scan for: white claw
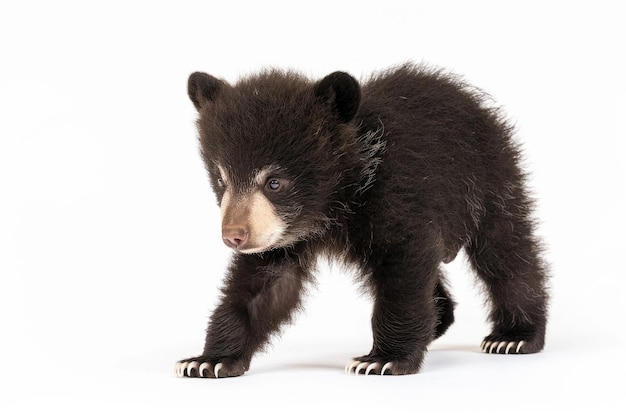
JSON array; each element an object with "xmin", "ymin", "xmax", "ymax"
[
  {"xmin": 176, "ymin": 362, "xmax": 188, "ymax": 377},
  {"xmin": 482, "ymin": 341, "xmax": 491, "ymax": 352},
  {"xmin": 365, "ymin": 363, "xmax": 380, "ymax": 375},
  {"xmin": 489, "ymin": 342, "xmax": 499, "ymax": 353},
  {"xmin": 505, "ymin": 341, "xmax": 516, "ymax": 354},
  {"xmin": 187, "ymin": 361, "xmax": 199, "ymax": 376},
  {"xmin": 480, "ymin": 340, "xmax": 486, "ymax": 350},
  {"xmin": 345, "ymin": 360, "xmax": 360, "ymax": 375},
  {"xmin": 214, "ymin": 362, "xmax": 223, "ymax": 378},
  {"xmin": 198, "ymin": 362, "xmax": 210, "ymax": 377},
  {"xmin": 516, "ymin": 341, "xmax": 525, "ymax": 354},
  {"xmin": 380, "ymin": 362, "xmax": 393, "ymax": 375},
  {"xmin": 496, "ymin": 341, "xmax": 507, "ymax": 353},
  {"xmin": 355, "ymin": 362, "xmax": 369, "ymax": 375}
]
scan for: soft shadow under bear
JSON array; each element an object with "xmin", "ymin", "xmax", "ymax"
[{"xmin": 175, "ymin": 63, "xmax": 549, "ymax": 377}]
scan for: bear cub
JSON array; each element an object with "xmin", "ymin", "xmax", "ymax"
[{"xmin": 175, "ymin": 63, "xmax": 549, "ymax": 377}]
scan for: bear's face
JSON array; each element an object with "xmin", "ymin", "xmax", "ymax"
[
  {"xmin": 213, "ymin": 163, "xmax": 293, "ymax": 253},
  {"xmin": 188, "ymin": 70, "xmax": 361, "ymax": 253}
]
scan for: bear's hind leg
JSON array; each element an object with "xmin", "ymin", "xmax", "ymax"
[{"xmin": 466, "ymin": 197, "xmax": 549, "ymax": 355}]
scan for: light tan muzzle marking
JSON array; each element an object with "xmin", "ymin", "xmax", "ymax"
[{"xmin": 220, "ymin": 188, "xmax": 286, "ymax": 253}]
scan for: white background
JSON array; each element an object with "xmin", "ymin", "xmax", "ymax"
[{"xmin": 1, "ymin": 0, "xmax": 624, "ymax": 415}]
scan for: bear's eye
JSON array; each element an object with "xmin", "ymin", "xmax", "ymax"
[
  {"xmin": 217, "ymin": 177, "xmax": 225, "ymax": 188},
  {"xmin": 267, "ymin": 178, "xmax": 281, "ymax": 191}
]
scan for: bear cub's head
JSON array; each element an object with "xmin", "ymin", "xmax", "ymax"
[{"xmin": 188, "ymin": 69, "xmax": 365, "ymax": 254}]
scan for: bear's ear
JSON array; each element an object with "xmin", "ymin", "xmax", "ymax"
[
  {"xmin": 314, "ymin": 71, "xmax": 361, "ymax": 123},
  {"xmin": 188, "ymin": 72, "xmax": 226, "ymax": 111}
]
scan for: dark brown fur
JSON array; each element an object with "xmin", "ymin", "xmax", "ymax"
[{"xmin": 176, "ymin": 63, "xmax": 549, "ymax": 377}]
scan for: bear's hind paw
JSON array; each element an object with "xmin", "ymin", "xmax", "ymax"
[{"xmin": 345, "ymin": 360, "xmax": 393, "ymax": 375}]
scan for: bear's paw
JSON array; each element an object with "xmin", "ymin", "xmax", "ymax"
[
  {"xmin": 481, "ymin": 339, "xmax": 526, "ymax": 354},
  {"xmin": 345, "ymin": 360, "xmax": 394, "ymax": 376},
  {"xmin": 174, "ymin": 357, "xmax": 246, "ymax": 378}
]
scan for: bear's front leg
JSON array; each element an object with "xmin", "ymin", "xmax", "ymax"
[
  {"xmin": 175, "ymin": 251, "xmax": 307, "ymax": 378},
  {"xmin": 346, "ymin": 255, "xmax": 440, "ymax": 376}
]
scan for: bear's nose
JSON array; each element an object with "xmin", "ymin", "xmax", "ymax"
[{"xmin": 222, "ymin": 226, "xmax": 249, "ymax": 249}]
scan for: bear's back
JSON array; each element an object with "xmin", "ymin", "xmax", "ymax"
[{"xmin": 352, "ymin": 64, "xmax": 518, "ymax": 252}]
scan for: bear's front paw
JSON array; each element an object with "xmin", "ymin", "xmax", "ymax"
[
  {"xmin": 481, "ymin": 330, "xmax": 544, "ymax": 354},
  {"xmin": 174, "ymin": 356, "xmax": 247, "ymax": 378},
  {"xmin": 481, "ymin": 339, "xmax": 526, "ymax": 354},
  {"xmin": 345, "ymin": 359, "xmax": 393, "ymax": 375},
  {"xmin": 345, "ymin": 355, "xmax": 421, "ymax": 376}
]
